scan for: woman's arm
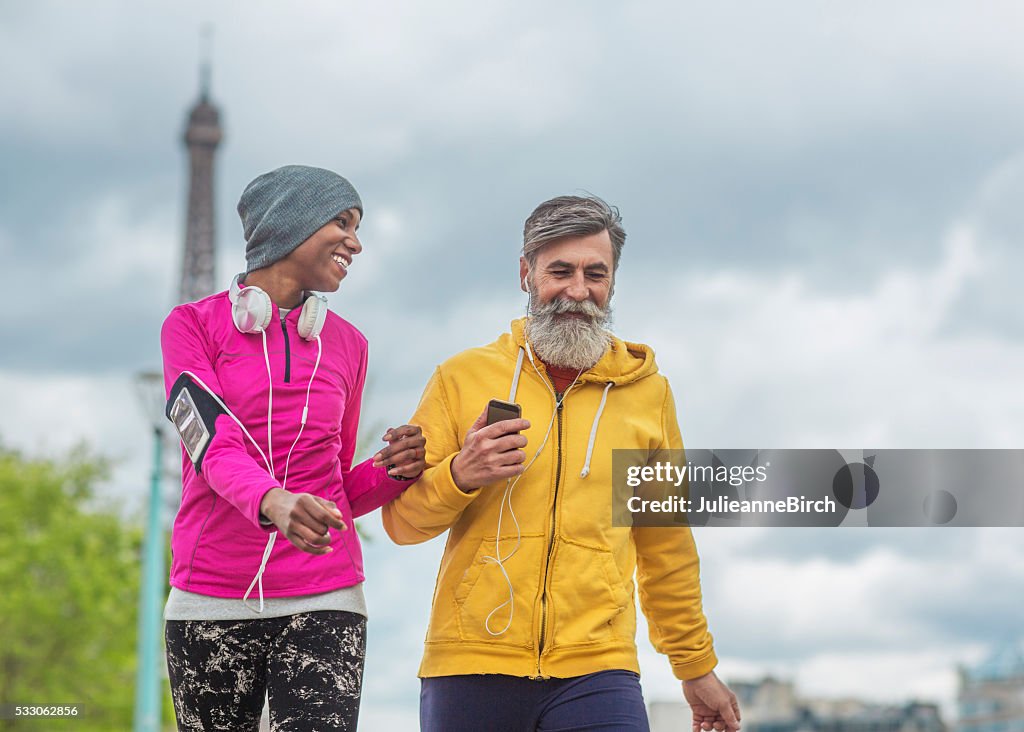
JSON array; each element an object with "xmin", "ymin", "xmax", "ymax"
[{"xmin": 160, "ymin": 305, "xmax": 281, "ymax": 530}]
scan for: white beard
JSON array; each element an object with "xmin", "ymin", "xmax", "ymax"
[{"xmin": 525, "ymin": 289, "xmax": 612, "ymax": 371}]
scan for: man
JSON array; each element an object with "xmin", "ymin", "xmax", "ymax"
[{"xmin": 381, "ymin": 195, "xmax": 740, "ymax": 732}]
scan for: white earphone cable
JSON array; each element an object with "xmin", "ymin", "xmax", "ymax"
[
  {"xmin": 261, "ymin": 329, "xmax": 275, "ymax": 476},
  {"xmin": 181, "ymin": 321, "xmax": 327, "ymax": 614},
  {"xmin": 483, "ymin": 405, "xmax": 558, "ymax": 635},
  {"xmin": 281, "ymin": 334, "xmax": 323, "ymax": 489},
  {"xmin": 224, "ymin": 283, "xmax": 344, "ymax": 613},
  {"xmin": 483, "ymin": 341, "xmax": 584, "ymax": 636},
  {"xmin": 243, "ymin": 533, "xmax": 277, "ymax": 614}
]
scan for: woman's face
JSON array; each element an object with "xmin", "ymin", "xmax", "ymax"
[{"xmin": 281, "ymin": 207, "xmax": 362, "ymax": 293}]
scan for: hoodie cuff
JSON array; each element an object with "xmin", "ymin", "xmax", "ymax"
[
  {"xmin": 436, "ymin": 453, "xmax": 482, "ymax": 508},
  {"xmin": 671, "ymin": 649, "xmax": 719, "ymax": 681}
]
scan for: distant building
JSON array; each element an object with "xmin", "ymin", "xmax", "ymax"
[
  {"xmin": 957, "ymin": 641, "xmax": 1024, "ymax": 732},
  {"xmin": 650, "ymin": 677, "xmax": 946, "ymax": 732}
]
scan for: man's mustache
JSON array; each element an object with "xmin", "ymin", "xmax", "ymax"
[{"xmin": 536, "ymin": 297, "xmax": 605, "ymax": 319}]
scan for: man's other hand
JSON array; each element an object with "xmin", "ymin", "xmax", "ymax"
[
  {"xmin": 682, "ymin": 671, "xmax": 741, "ymax": 732},
  {"xmin": 450, "ymin": 407, "xmax": 531, "ymax": 492}
]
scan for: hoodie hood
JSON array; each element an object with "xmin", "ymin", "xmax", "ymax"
[{"xmin": 503, "ymin": 317, "xmax": 659, "ymax": 386}]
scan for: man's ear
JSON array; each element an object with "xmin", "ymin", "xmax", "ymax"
[{"xmin": 519, "ymin": 256, "xmax": 529, "ymax": 292}]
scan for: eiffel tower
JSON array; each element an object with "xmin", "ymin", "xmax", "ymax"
[
  {"xmin": 179, "ymin": 46, "xmax": 223, "ymax": 304},
  {"xmin": 133, "ymin": 40, "xmax": 228, "ymax": 732}
]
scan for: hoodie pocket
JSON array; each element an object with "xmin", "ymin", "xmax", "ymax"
[
  {"xmin": 547, "ymin": 539, "xmax": 632, "ymax": 649},
  {"xmin": 453, "ymin": 533, "xmax": 545, "ymax": 647}
]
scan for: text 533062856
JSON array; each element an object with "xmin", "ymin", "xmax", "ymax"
[{"xmin": 0, "ymin": 704, "xmax": 82, "ymax": 719}]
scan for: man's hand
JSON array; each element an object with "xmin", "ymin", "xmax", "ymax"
[
  {"xmin": 259, "ymin": 488, "xmax": 347, "ymax": 555},
  {"xmin": 450, "ymin": 407, "xmax": 531, "ymax": 492},
  {"xmin": 682, "ymin": 671, "xmax": 741, "ymax": 732},
  {"xmin": 372, "ymin": 424, "xmax": 427, "ymax": 479}
]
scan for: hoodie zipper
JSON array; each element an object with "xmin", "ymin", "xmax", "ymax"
[
  {"xmin": 279, "ymin": 317, "xmax": 291, "ymax": 383},
  {"xmin": 536, "ymin": 395, "xmax": 564, "ymax": 677}
]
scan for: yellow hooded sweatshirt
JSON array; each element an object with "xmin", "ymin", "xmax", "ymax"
[{"xmin": 383, "ymin": 318, "xmax": 718, "ymax": 681}]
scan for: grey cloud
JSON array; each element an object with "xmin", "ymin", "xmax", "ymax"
[
  {"xmin": 3, "ymin": 1, "xmax": 1023, "ymax": 381},
  {"xmin": 697, "ymin": 527, "xmax": 1024, "ymax": 662}
]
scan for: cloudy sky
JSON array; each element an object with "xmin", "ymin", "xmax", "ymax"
[{"xmin": 2, "ymin": 1, "xmax": 1023, "ymax": 728}]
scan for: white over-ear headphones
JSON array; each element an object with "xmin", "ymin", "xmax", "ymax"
[{"xmin": 229, "ymin": 273, "xmax": 327, "ymax": 341}]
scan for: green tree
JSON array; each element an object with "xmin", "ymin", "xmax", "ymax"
[{"xmin": 0, "ymin": 445, "xmax": 144, "ymax": 731}]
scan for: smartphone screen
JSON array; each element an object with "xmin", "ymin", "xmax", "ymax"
[{"xmin": 485, "ymin": 399, "xmax": 522, "ymax": 427}]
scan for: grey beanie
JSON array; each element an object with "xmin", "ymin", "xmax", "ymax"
[{"xmin": 238, "ymin": 165, "xmax": 363, "ymax": 273}]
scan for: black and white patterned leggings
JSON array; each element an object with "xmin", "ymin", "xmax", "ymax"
[{"xmin": 165, "ymin": 611, "xmax": 366, "ymax": 732}]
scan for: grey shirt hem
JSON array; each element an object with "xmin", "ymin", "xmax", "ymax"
[{"xmin": 164, "ymin": 583, "xmax": 367, "ymax": 621}]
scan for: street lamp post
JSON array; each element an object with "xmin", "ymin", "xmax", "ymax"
[{"xmin": 133, "ymin": 372, "xmax": 167, "ymax": 732}]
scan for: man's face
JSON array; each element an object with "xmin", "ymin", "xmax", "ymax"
[
  {"xmin": 519, "ymin": 230, "xmax": 614, "ymax": 310},
  {"xmin": 520, "ymin": 230, "xmax": 615, "ymax": 370}
]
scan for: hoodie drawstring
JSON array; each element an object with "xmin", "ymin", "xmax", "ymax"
[
  {"xmin": 509, "ymin": 347, "xmax": 525, "ymax": 401},
  {"xmin": 580, "ymin": 381, "xmax": 613, "ymax": 478}
]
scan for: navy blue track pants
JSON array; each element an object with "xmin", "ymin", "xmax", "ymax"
[{"xmin": 421, "ymin": 669, "xmax": 650, "ymax": 731}]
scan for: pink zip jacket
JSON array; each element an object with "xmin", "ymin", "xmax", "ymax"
[{"xmin": 160, "ymin": 289, "xmax": 414, "ymax": 598}]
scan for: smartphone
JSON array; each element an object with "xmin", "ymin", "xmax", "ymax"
[{"xmin": 485, "ymin": 399, "xmax": 522, "ymax": 427}]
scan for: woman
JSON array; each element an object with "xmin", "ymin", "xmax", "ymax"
[{"xmin": 160, "ymin": 165, "xmax": 425, "ymax": 731}]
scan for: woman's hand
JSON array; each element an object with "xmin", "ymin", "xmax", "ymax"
[
  {"xmin": 259, "ymin": 488, "xmax": 346, "ymax": 555},
  {"xmin": 372, "ymin": 424, "xmax": 426, "ymax": 480}
]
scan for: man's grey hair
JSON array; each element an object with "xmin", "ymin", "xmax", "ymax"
[{"xmin": 522, "ymin": 195, "xmax": 626, "ymax": 270}]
